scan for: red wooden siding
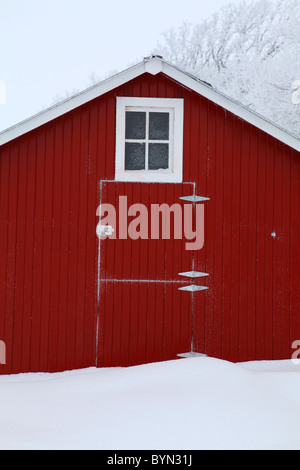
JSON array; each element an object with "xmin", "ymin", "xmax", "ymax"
[{"xmin": 0, "ymin": 72, "xmax": 299, "ymax": 374}]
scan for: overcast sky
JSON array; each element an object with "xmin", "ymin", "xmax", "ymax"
[{"xmin": 0, "ymin": 0, "xmax": 240, "ymax": 132}]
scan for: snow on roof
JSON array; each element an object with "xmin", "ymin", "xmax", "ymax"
[{"xmin": 0, "ymin": 56, "xmax": 299, "ymax": 152}]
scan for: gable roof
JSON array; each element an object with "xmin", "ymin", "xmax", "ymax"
[{"xmin": 0, "ymin": 55, "xmax": 299, "ymax": 152}]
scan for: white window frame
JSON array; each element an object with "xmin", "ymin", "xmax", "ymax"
[{"xmin": 115, "ymin": 97, "xmax": 184, "ymax": 183}]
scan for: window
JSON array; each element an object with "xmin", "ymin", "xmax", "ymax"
[{"xmin": 115, "ymin": 97, "xmax": 184, "ymax": 183}]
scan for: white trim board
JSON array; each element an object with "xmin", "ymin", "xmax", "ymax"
[{"xmin": 0, "ymin": 56, "xmax": 299, "ymax": 152}]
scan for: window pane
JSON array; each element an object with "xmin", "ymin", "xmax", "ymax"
[
  {"xmin": 125, "ymin": 143, "xmax": 146, "ymax": 170},
  {"xmin": 149, "ymin": 112, "xmax": 169, "ymax": 140},
  {"xmin": 148, "ymin": 143, "xmax": 169, "ymax": 170},
  {"xmin": 126, "ymin": 112, "xmax": 146, "ymax": 140}
]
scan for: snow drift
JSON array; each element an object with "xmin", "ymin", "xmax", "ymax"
[{"xmin": 0, "ymin": 357, "xmax": 299, "ymax": 450}]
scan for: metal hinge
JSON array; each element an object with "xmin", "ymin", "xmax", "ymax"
[
  {"xmin": 178, "ymin": 285, "xmax": 209, "ymax": 292},
  {"xmin": 178, "ymin": 271, "xmax": 209, "ymax": 278},
  {"xmin": 180, "ymin": 195, "xmax": 210, "ymax": 202},
  {"xmin": 177, "ymin": 352, "xmax": 208, "ymax": 358}
]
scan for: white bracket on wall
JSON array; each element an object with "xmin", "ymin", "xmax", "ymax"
[
  {"xmin": 178, "ymin": 285, "xmax": 209, "ymax": 292},
  {"xmin": 180, "ymin": 195, "xmax": 210, "ymax": 202},
  {"xmin": 177, "ymin": 352, "xmax": 208, "ymax": 358},
  {"xmin": 178, "ymin": 271, "xmax": 209, "ymax": 278}
]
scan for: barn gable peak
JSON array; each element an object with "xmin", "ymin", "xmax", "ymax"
[{"xmin": 0, "ymin": 55, "xmax": 299, "ymax": 152}]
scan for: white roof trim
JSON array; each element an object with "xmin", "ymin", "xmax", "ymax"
[{"xmin": 0, "ymin": 56, "xmax": 299, "ymax": 152}]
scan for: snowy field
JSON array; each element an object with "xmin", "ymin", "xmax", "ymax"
[{"xmin": 0, "ymin": 357, "xmax": 299, "ymax": 450}]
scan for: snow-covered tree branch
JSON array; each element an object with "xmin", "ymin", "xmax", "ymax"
[{"xmin": 153, "ymin": 0, "xmax": 300, "ymax": 137}]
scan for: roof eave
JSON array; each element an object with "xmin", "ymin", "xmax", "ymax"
[
  {"xmin": 0, "ymin": 56, "xmax": 299, "ymax": 152},
  {"xmin": 161, "ymin": 60, "xmax": 300, "ymax": 152},
  {"xmin": 0, "ymin": 59, "xmax": 147, "ymax": 146}
]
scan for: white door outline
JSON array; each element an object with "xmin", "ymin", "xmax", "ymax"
[{"xmin": 95, "ymin": 180, "xmax": 209, "ymax": 365}]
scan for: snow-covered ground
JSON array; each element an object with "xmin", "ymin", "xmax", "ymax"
[{"xmin": 0, "ymin": 357, "xmax": 299, "ymax": 450}]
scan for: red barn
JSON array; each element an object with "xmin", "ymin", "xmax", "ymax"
[{"xmin": 0, "ymin": 56, "xmax": 299, "ymax": 374}]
